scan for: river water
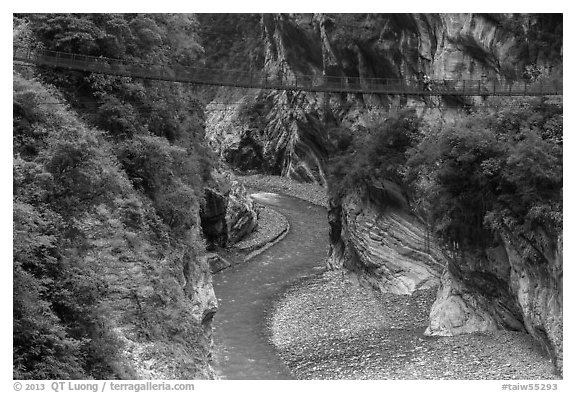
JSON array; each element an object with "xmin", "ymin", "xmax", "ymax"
[{"xmin": 211, "ymin": 192, "xmax": 328, "ymax": 379}]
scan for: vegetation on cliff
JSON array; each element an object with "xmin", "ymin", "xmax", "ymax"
[
  {"xmin": 326, "ymin": 110, "xmax": 420, "ymax": 208},
  {"xmin": 13, "ymin": 14, "xmax": 217, "ymax": 379},
  {"xmin": 406, "ymin": 99, "xmax": 562, "ymax": 254},
  {"xmin": 326, "ymin": 97, "xmax": 562, "ymax": 256},
  {"xmin": 196, "ymin": 13, "xmax": 264, "ymax": 72}
]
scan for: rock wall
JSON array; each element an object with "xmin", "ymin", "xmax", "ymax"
[
  {"xmin": 205, "ymin": 13, "xmax": 561, "ymax": 184},
  {"xmin": 328, "ymin": 175, "xmax": 563, "ymax": 374},
  {"xmin": 327, "ymin": 184, "xmax": 446, "ymax": 295},
  {"xmin": 507, "ymin": 232, "xmax": 563, "ymax": 373},
  {"xmin": 426, "ymin": 231, "xmax": 563, "ymax": 374},
  {"xmin": 425, "ymin": 246, "xmax": 526, "ymax": 336},
  {"xmin": 111, "ymin": 224, "xmax": 219, "ymax": 379}
]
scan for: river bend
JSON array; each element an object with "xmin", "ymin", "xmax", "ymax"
[{"xmin": 211, "ymin": 192, "xmax": 328, "ymax": 379}]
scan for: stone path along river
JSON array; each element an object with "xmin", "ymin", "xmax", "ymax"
[{"xmin": 211, "ymin": 192, "xmax": 329, "ymax": 380}]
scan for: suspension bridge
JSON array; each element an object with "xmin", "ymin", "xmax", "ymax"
[{"xmin": 13, "ymin": 46, "xmax": 562, "ymax": 97}]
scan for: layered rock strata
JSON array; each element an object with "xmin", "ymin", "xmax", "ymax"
[
  {"xmin": 329, "ymin": 185, "xmax": 563, "ymax": 374},
  {"xmin": 327, "ymin": 185, "xmax": 446, "ymax": 295},
  {"xmin": 426, "ymin": 232, "xmax": 563, "ymax": 374}
]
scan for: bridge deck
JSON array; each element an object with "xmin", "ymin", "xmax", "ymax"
[{"xmin": 13, "ymin": 47, "xmax": 563, "ymax": 97}]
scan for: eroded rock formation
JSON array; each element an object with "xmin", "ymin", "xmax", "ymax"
[
  {"xmin": 327, "ymin": 183, "xmax": 446, "ymax": 295},
  {"xmin": 426, "ymin": 232, "xmax": 563, "ymax": 373},
  {"xmin": 329, "ymin": 185, "xmax": 563, "ymax": 374},
  {"xmin": 226, "ymin": 180, "xmax": 259, "ymax": 245},
  {"xmin": 200, "ymin": 179, "xmax": 259, "ymax": 249}
]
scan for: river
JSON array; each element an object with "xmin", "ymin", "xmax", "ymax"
[{"xmin": 211, "ymin": 192, "xmax": 329, "ymax": 379}]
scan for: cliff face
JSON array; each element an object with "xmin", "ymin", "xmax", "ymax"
[
  {"xmin": 426, "ymin": 231, "xmax": 563, "ymax": 373},
  {"xmin": 328, "ymin": 184, "xmax": 563, "ymax": 373},
  {"xmin": 13, "ymin": 73, "xmax": 218, "ymax": 379},
  {"xmin": 112, "ymin": 225, "xmax": 219, "ymax": 379},
  {"xmin": 507, "ymin": 232, "xmax": 563, "ymax": 372},
  {"xmin": 327, "ymin": 185, "xmax": 445, "ymax": 295},
  {"xmin": 204, "ymin": 14, "xmax": 561, "ymax": 185},
  {"xmin": 205, "ymin": 14, "xmax": 329, "ymax": 184}
]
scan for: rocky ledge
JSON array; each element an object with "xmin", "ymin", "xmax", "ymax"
[{"xmin": 268, "ymin": 271, "xmax": 558, "ymax": 380}]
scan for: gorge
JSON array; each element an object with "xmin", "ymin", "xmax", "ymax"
[{"xmin": 13, "ymin": 13, "xmax": 562, "ymax": 380}]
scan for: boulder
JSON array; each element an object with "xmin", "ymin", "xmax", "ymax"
[
  {"xmin": 225, "ymin": 180, "xmax": 258, "ymax": 245},
  {"xmin": 200, "ymin": 180, "xmax": 259, "ymax": 250}
]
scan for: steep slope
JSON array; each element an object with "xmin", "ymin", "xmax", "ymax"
[
  {"xmin": 426, "ymin": 232, "xmax": 563, "ymax": 371},
  {"xmin": 13, "ymin": 68, "xmax": 216, "ymax": 379}
]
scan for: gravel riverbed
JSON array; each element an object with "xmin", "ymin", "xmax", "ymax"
[
  {"xmin": 234, "ymin": 175, "xmax": 558, "ymax": 380},
  {"xmin": 235, "ymin": 173, "xmax": 327, "ymax": 207},
  {"xmin": 268, "ymin": 271, "xmax": 558, "ymax": 380}
]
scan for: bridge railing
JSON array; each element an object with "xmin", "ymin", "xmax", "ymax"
[{"xmin": 13, "ymin": 46, "xmax": 562, "ymax": 96}]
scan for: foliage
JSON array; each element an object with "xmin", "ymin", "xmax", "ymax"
[
  {"xmin": 20, "ymin": 13, "xmax": 203, "ymax": 63},
  {"xmin": 17, "ymin": 13, "xmax": 215, "ymax": 228},
  {"xmin": 406, "ymin": 99, "xmax": 562, "ymax": 252},
  {"xmin": 13, "ymin": 12, "xmax": 216, "ymax": 379},
  {"xmin": 326, "ymin": 110, "xmax": 420, "ymax": 207},
  {"xmin": 196, "ymin": 13, "xmax": 264, "ymax": 72},
  {"xmin": 15, "ymin": 13, "xmax": 208, "ymax": 146},
  {"xmin": 115, "ymin": 135, "xmax": 203, "ymax": 234},
  {"xmin": 327, "ymin": 98, "xmax": 562, "ymax": 259},
  {"xmin": 13, "ymin": 75, "xmax": 133, "ymax": 379}
]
